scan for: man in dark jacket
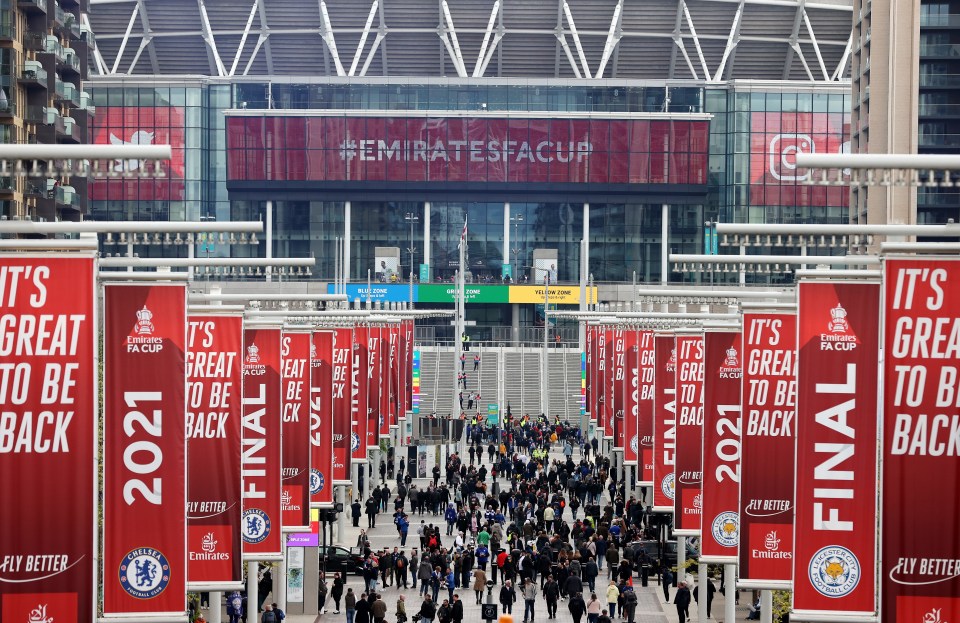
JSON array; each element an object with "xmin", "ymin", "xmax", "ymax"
[
  {"xmin": 674, "ymin": 582, "xmax": 691, "ymax": 622},
  {"xmin": 543, "ymin": 575, "xmax": 560, "ymax": 619},
  {"xmin": 692, "ymin": 578, "xmax": 716, "ymax": 618},
  {"xmin": 366, "ymin": 496, "xmax": 380, "ymax": 528},
  {"xmin": 352, "ymin": 500, "xmax": 363, "ymax": 527},
  {"xmin": 499, "ymin": 581, "xmax": 516, "ymax": 614},
  {"xmin": 417, "ymin": 595, "xmax": 437, "ymax": 623},
  {"xmin": 451, "ymin": 595, "xmax": 464, "ymax": 623},
  {"xmin": 563, "ymin": 573, "xmax": 583, "ymax": 599}
]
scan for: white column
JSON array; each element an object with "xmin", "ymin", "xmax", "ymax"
[
  {"xmin": 277, "ymin": 541, "xmax": 287, "ymax": 611},
  {"xmin": 266, "ymin": 200, "xmax": 274, "ymax": 282},
  {"xmin": 247, "ymin": 561, "xmax": 259, "ymax": 618},
  {"xmin": 423, "ymin": 201, "xmax": 431, "ymax": 280},
  {"xmin": 344, "ymin": 201, "xmax": 352, "ymax": 283},
  {"xmin": 209, "ymin": 591, "xmax": 222, "ymax": 623},
  {"xmin": 724, "ymin": 564, "xmax": 736, "ymax": 623},
  {"xmin": 760, "ymin": 590, "xmax": 772, "ymax": 623},
  {"xmin": 677, "ymin": 536, "xmax": 686, "ymax": 586},
  {"xmin": 351, "ymin": 463, "xmax": 360, "ymax": 510},
  {"xmin": 698, "ymin": 564, "xmax": 708, "ymax": 623},
  {"xmin": 661, "ymin": 203, "xmax": 669, "ymax": 284},
  {"xmin": 503, "ymin": 201, "xmax": 511, "ymax": 272},
  {"xmin": 336, "ymin": 485, "xmax": 346, "ymax": 541}
]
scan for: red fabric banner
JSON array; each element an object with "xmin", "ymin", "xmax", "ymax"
[
  {"xmin": 612, "ymin": 328, "xmax": 626, "ymax": 450},
  {"xmin": 700, "ymin": 330, "xmax": 742, "ymax": 564},
  {"xmin": 403, "ymin": 320, "xmax": 414, "ymax": 417},
  {"xmin": 882, "ymin": 259, "xmax": 960, "ymax": 622},
  {"xmin": 241, "ymin": 327, "xmax": 282, "ymax": 559},
  {"xmin": 638, "ymin": 330, "xmax": 655, "ymax": 485},
  {"xmin": 378, "ymin": 327, "xmax": 390, "ymax": 438},
  {"xmin": 585, "ymin": 325, "xmax": 594, "ymax": 422},
  {"xmin": 739, "ymin": 312, "xmax": 797, "ymax": 588},
  {"xmin": 793, "ymin": 281, "xmax": 879, "ymax": 617},
  {"xmin": 186, "ymin": 313, "xmax": 244, "ymax": 588},
  {"xmin": 281, "ymin": 331, "xmax": 311, "ymax": 531},
  {"xmin": 387, "ymin": 325, "xmax": 399, "ymax": 430},
  {"xmin": 364, "ymin": 326, "xmax": 380, "ymax": 450},
  {"xmin": 332, "ymin": 328, "xmax": 352, "ymax": 483},
  {"xmin": 623, "ymin": 330, "xmax": 639, "ymax": 465},
  {"xmin": 103, "ymin": 283, "xmax": 187, "ymax": 615},
  {"xmin": 674, "ymin": 334, "xmax": 704, "ymax": 536},
  {"xmin": 352, "ymin": 326, "xmax": 369, "ymax": 462},
  {"xmin": 310, "ymin": 331, "xmax": 335, "ymax": 507},
  {"xmin": 652, "ymin": 334, "xmax": 676, "ymax": 513},
  {"xmin": 601, "ymin": 329, "xmax": 612, "ymax": 439},
  {"xmin": 0, "ymin": 256, "xmax": 96, "ymax": 622}
]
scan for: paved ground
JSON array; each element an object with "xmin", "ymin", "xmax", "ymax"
[{"xmin": 210, "ymin": 447, "xmax": 759, "ymax": 623}]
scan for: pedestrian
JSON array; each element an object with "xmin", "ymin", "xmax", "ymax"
[
  {"xmin": 568, "ymin": 592, "xmax": 586, "ymax": 623},
  {"xmin": 331, "ymin": 573, "xmax": 344, "ymax": 613},
  {"xmin": 522, "ymin": 577, "xmax": 538, "ymax": 623},
  {"xmin": 345, "ymin": 588, "xmax": 357, "ymax": 623},
  {"xmin": 317, "ymin": 574, "xmax": 328, "ymax": 614},
  {"xmin": 674, "ymin": 582, "xmax": 691, "ymax": 622},
  {"xmin": 499, "ymin": 580, "xmax": 516, "ymax": 615},
  {"xmin": 474, "ymin": 354, "xmax": 480, "ymax": 370},
  {"xmin": 352, "ymin": 500, "xmax": 362, "ymax": 527},
  {"xmin": 543, "ymin": 575, "xmax": 560, "ymax": 619},
  {"xmin": 692, "ymin": 578, "xmax": 716, "ymax": 618},
  {"xmin": 397, "ymin": 595, "xmax": 407, "ymax": 623},
  {"xmin": 366, "ymin": 496, "xmax": 379, "ymax": 528},
  {"xmin": 227, "ymin": 591, "xmax": 244, "ymax": 623},
  {"xmin": 371, "ymin": 594, "xmax": 387, "ymax": 623},
  {"xmin": 661, "ymin": 565, "xmax": 673, "ymax": 602},
  {"xmin": 260, "ymin": 604, "xmax": 277, "ymax": 623},
  {"xmin": 417, "ymin": 595, "xmax": 437, "ymax": 623},
  {"xmin": 473, "ymin": 567, "xmax": 487, "ymax": 604},
  {"xmin": 437, "ymin": 600, "xmax": 452, "ymax": 623},
  {"xmin": 451, "ymin": 595, "xmax": 464, "ymax": 623},
  {"xmin": 622, "ymin": 587, "xmax": 637, "ymax": 623},
  {"xmin": 597, "ymin": 609, "xmax": 611, "ymax": 623},
  {"xmin": 605, "ymin": 581, "xmax": 619, "ymax": 617},
  {"xmin": 270, "ymin": 603, "xmax": 285, "ymax": 621},
  {"xmin": 586, "ymin": 593, "xmax": 601, "ymax": 623},
  {"xmin": 355, "ymin": 594, "xmax": 370, "ymax": 623}
]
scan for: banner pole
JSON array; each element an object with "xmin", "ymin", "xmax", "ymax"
[
  {"xmin": 247, "ymin": 561, "xmax": 258, "ymax": 619},
  {"xmin": 677, "ymin": 536, "xmax": 686, "ymax": 585},
  {"xmin": 760, "ymin": 589, "xmax": 772, "ymax": 623},
  {"xmin": 337, "ymin": 485, "xmax": 346, "ymax": 542},
  {"xmin": 724, "ymin": 564, "xmax": 736, "ymax": 623},
  {"xmin": 698, "ymin": 564, "xmax": 707, "ymax": 623},
  {"xmin": 209, "ymin": 592, "xmax": 222, "ymax": 623},
  {"xmin": 277, "ymin": 540, "xmax": 287, "ymax": 612}
]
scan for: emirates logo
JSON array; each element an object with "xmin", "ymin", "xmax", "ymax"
[
  {"xmin": 27, "ymin": 604, "xmax": 54, "ymax": 623},
  {"xmin": 764, "ymin": 530, "xmax": 781, "ymax": 552},
  {"xmin": 201, "ymin": 532, "xmax": 218, "ymax": 553}
]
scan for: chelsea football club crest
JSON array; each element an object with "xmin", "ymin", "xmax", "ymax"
[
  {"xmin": 661, "ymin": 473, "xmax": 675, "ymax": 501},
  {"xmin": 119, "ymin": 547, "xmax": 171, "ymax": 599},
  {"xmin": 809, "ymin": 545, "xmax": 860, "ymax": 597},
  {"xmin": 351, "ymin": 432, "xmax": 361, "ymax": 452},
  {"xmin": 311, "ymin": 469, "xmax": 325, "ymax": 494},
  {"xmin": 630, "ymin": 435, "xmax": 638, "ymax": 455},
  {"xmin": 711, "ymin": 511, "xmax": 740, "ymax": 547},
  {"xmin": 242, "ymin": 508, "xmax": 272, "ymax": 544}
]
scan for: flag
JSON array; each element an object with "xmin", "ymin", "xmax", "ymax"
[{"xmin": 458, "ymin": 217, "xmax": 468, "ymax": 249}]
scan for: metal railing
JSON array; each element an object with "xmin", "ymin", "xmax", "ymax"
[{"xmin": 920, "ymin": 14, "xmax": 960, "ymax": 27}]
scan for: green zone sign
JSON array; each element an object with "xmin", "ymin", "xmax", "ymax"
[{"xmin": 417, "ymin": 284, "xmax": 509, "ymax": 304}]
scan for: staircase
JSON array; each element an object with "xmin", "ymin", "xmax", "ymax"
[
  {"xmin": 502, "ymin": 348, "xmax": 524, "ymax": 418},
  {"xmin": 521, "ymin": 348, "xmax": 541, "ymax": 416},
  {"xmin": 475, "ymin": 345, "xmax": 500, "ymax": 414}
]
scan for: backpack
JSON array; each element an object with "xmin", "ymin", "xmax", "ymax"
[
  {"xmin": 429, "ymin": 535, "xmax": 439, "ymax": 548},
  {"xmin": 230, "ymin": 596, "xmax": 242, "ymax": 613},
  {"xmin": 262, "ymin": 611, "xmax": 277, "ymax": 623},
  {"xmin": 397, "ymin": 558, "xmax": 405, "ymax": 568}
]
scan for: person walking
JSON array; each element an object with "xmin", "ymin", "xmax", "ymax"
[
  {"xmin": 345, "ymin": 588, "xmax": 357, "ymax": 623},
  {"xmin": 472, "ymin": 568, "xmax": 488, "ymax": 605},
  {"xmin": 260, "ymin": 604, "xmax": 277, "ymax": 623},
  {"xmin": 451, "ymin": 594, "xmax": 464, "ymax": 623},
  {"xmin": 661, "ymin": 565, "xmax": 673, "ymax": 602},
  {"xmin": 396, "ymin": 596, "xmax": 407, "ymax": 623},
  {"xmin": 674, "ymin": 582, "xmax": 691, "ymax": 622},
  {"xmin": 543, "ymin": 575, "xmax": 560, "ymax": 619},
  {"xmin": 605, "ymin": 581, "xmax": 619, "ymax": 618},
  {"xmin": 622, "ymin": 587, "xmax": 638, "ymax": 623},
  {"xmin": 371, "ymin": 595, "xmax": 387, "ymax": 623},
  {"xmin": 586, "ymin": 593, "xmax": 601, "ymax": 623},
  {"xmin": 365, "ymin": 496, "xmax": 379, "ymax": 528},
  {"xmin": 354, "ymin": 593, "xmax": 370, "ymax": 623},
  {"xmin": 693, "ymin": 578, "xmax": 716, "ymax": 618},
  {"xmin": 568, "ymin": 592, "xmax": 586, "ymax": 623},
  {"xmin": 318, "ymin": 574, "xmax": 329, "ymax": 614},
  {"xmin": 418, "ymin": 559, "xmax": 433, "ymax": 596},
  {"xmin": 499, "ymin": 580, "xmax": 516, "ymax": 615},
  {"xmin": 417, "ymin": 595, "xmax": 437, "ymax": 623},
  {"xmin": 227, "ymin": 591, "xmax": 244, "ymax": 623},
  {"xmin": 522, "ymin": 578, "xmax": 538, "ymax": 623},
  {"xmin": 331, "ymin": 573, "xmax": 344, "ymax": 614}
]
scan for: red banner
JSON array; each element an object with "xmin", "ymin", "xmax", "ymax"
[
  {"xmin": 882, "ymin": 259, "xmax": 960, "ymax": 622},
  {"xmin": 700, "ymin": 330, "xmax": 742, "ymax": 564},
  {"xmin": 281, "ymin": 331, "xmax": 311, "ymax": 531},
  {"xmin": 638, "ymin": 330, "xmax": 655, "ymax": 485},
  {"xmin": 602, "ymin": 329, "xmax": 613, "ymax": 438},
  {"xmin": 364, "ymin": 325, "xmax": 380, "ymax": 451},
  {"xmin": 332, "ymin": 328, "xmax": 352, "ymax": 483},
  {"xmin": 242, "ymin": 327, "xmax": 282, "ymax": 559},
  {"xmin": 403, "ymin": 320, "xmax": 414, "ymax": 417},
  {"xmin": 585, "ymin": 325, "xmax": 594, "ymax": 422},
  {"xmin": 352, "ymin": 326, "xmax": 369, "ymax": 462},
  {"xmin": 103, "ymin": 283, "xmax": 187, "ymax": 615},
  {"xmin": 612, "ymin": 328, "xmax": 626, "ymax": 450},
  {"xmin": 387, "ymin": 325, "xmax": 399, "ymax": 430},
  {"xmin": 793, "ymin": 281, "xmax": 879, "ymax": 617},
  {"xmin": 227, "ymin": 116, "xmax": 709, "ymax": 185},
  {"xmin": 739, "ymin": 313, "xmax": 797, "ymax": 588},
  {"xmin": 623, "ymin": 330, "xmax": 639, "ymax": 465},
  {"xmin": 186, "ymin": 313, "xmax": 244, "ymax": 589},
  {"xmin": 674, "ymin": 334, "xmax": 704, "ymax": 536},
  {"xmin": 652, "ymin": 334, "xmax": 676, "ymax": 513},
  {"xmin": 0, "ymin": 256, "xmax": 96, "ymax": 622},
  {"xmin": 310, "ymin": 331, "xmax": 335, "ymax": 507},
  {"xmin": 378, "ymin": 327, "xmax": 390, "ymax": 438}
]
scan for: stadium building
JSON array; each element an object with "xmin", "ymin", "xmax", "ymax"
[{"xmin": 86, "ymin": 0, "xmax": 855, "ymax": 340}]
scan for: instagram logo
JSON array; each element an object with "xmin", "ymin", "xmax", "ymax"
[{"xmin": 768, "ymin": 133, "xmax": 814, "ymax": 181}]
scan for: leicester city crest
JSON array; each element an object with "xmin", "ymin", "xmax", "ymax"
[
  {"xmin": 809, "ymin": 545, "xmax": 860, "ymax": 597},
  {"xmin": 711, "ymin": 511, "xmax": 739, "ymax": 548},
  {"xmin": 119, "ymin": 548, "xmax": 171, "ymax": 599},
  {"xmin": 351, "ymin": 432, "xmax": 361, "ymax": 452},
  {"xmin": 630, "ymin": 435, "xmax": 639, "ymax": 455},
  {"xmin": 661, "ymin": 473, "xmax": 675, "ymax": 501},
  {"xmin": 242, "ymin": 508, "xmax": 272, "ymax": 544},
  {"xmin": 311, "ymin": 468, "xmax": 325, "ymax": 494}
]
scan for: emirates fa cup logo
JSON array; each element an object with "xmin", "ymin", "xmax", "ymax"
[
  {"xmin": 28, "ymin": 604, "xmax": 54, "ymax": 623},
  {"xmin": 135, "ymin": 305, "xmax": 155, "ymax": 335},
  {"xmin": 246, "ymin": 343, "xmax": 260, "ymax": 364},
  {"xmin": 201, "ymin": 532, "xmax": 218, "ymax": 553},
  {"xmin": 828, "ymin": 304, "xmax": 849, "ymax": 334}
]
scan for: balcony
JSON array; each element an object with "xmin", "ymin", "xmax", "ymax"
[
  {"xmin": 44, "ymin": 35, "xmax": 64, "ymax": 61},
  {"xmin": 18, "ymin": 63, "xmax": 48, "ymax": 90},
  {"xmin": 0, "ymin": 19, "xmax": 15, "ymax": 42},
  {"xmin": 0, "ymin": 101, "xmax": 16, "ymax": 119},
  {"xmin": 61, "ymin": 116, "xmax": 79, "ymax": 143},
  {"xmin": 919, "ymin": 102, "xmax": 960, "ymax": 117},
  {"xmin": 0, "ymin": 177, "xmax": 14, "ymax": 195},
  {"xmin": 920, "ymin": 43, "xmax": 960, "ymax": 57},
  {"xmin": 24, "ymin": 105, "xmax": 44, "ymax": 124},
  {"xmin": 918, "ymin": 133, "xmax": 960, "ymax": 148},
  {"xmin": 920, "ymin": 14, "xmax": 960, "ymax": 28},
  {"xmin": 920, "ymin": 73, "xmax": 960, "ymax": 87},
  {"xmin": 24, "ymin": 32, "xmax": 45, "ymax": 52},
  {"xmin": 60, "ymin": 48, "xmax": 80, "ymax": 75},
  {"xmin": 17, "ymin": 0, "xmax": 47, "ymax": 14}
]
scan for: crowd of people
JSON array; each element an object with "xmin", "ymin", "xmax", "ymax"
[{"xmin": 314, "ymin": 416, "xmax": 720, "ymax": 623}]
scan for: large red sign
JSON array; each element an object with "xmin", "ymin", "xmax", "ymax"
[
  {"xmin": 366, "ymin": 325, "xmax": 382, "ymax": 450},
  {"xmin": 351, "ymin": 326, "xmax": 368, "ymax": 463},
  {"xmin": 882, "ymin": 259, "xmax": 960, "ymax": 622},
  {"xmin": 403, "ymin": 320, "xmax": 414, "ymax": 417},
  {"xmin": 700, "ymin": 330, "xmax": 742, "ymax": 564},
  {"xmin": 652, "ymin": 334, "xmax": 676, "ymax": 513},
  {"xmin": 387, "ymin": 325, "xmax": 399, "ymax": 431},
  {"xmin": 603, "ymin": 329, "xmax": 614, "ymax": 439},
  {"xmin": 186, "ymin": 313, "xmax": 244, "ymax": 589},
  {"xmin": 586, "ymin": 325, "xmax": 594, "ymax": 422},
  {"xmin": 227, "ymin": 116, "xmax": 709, "ymax": 185},
  {"xmin": 310, "ymin": 331, "xmax": 334, "ymax": 507},
  {"xmin": 91, "ymin": 106, "xmax": 186, "ymax": 201},
  {"xmin": 242, "ymin": 327, "xmax": 282, "ymax": 559},
  {"xmin": 332, "ymin": 328, "xmax": 352, "ymax": 483},
  {"xmin": 0, "ymin": 256, "xmax": 96, "ymax": 622},
  {"xmin": 596, "ymin": 329, "xmax": 608, "ymax": 435},
  {"xmin": 103, "ymin": 283, "xmax": 187, "ymax": 616},
  {"xmin": 674, "ymin": 334, "xmax": 704, "ymax": 536},
  {"xmin": 749, "ymin": 112, "xmax": 849, "ymax": 208},
  {"xmin": 612, "ymin": 328, "xmax": 626, "ymax": 450},
  {"xmin": 637, "ymin": 330, "xmax": 655, "ymax": 485},
  {"xmin": 623, "ymin": 330, "xmax": 639, "ymax": 466},
  {"xmin": 377, "ymin": 326, "xmax": 390, "ymax": 439},
  {"xmin": 793, "ymin": 281, "xmax": 879, "ymax": 617},
  {"xmin": 281, "ymin": 331, "xmax": 311, "ymax": 531},
  {"xmin": 739, "ymin": 312, "xmax": 796, "ymax": 588}
]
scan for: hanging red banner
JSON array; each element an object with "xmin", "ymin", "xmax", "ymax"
[
  {"xmin": 700, "ymin": 330, "xmax": 742, "ymax": 564},
  {"xmin": 652, "ymin": 334, "xmax": 676, "ymax": 513},
  {"xmin": 310, "ymin": 331, "xmax": 335, "ymax": 507},
  {"xmin": 242, "ymin": 326, "xmax": 282, "ymax": 559},
  {"xmin": 623, "ymin": 330, "xmax": 639, "ymax": 465},
  {"xmin": 404, "ymin": 320, "xmax": 415, "ymax": 417},
  {"xmin": 606, "ymin": 328, "xmax": 616, "ymax": 439},
  {"xmin": 0, "ymin": 256, "xmax": 96, "ymax": 623},
  {"xmin": 352, "ymin": 326, "xmax": 369, "ymax": 462},
  {"xmin": 882, "ymin": 259, "xmax": 960, "ymax": 623},
  {"xmin": 280, "ymin": 331, "xmax": 311, "ymax": 532},
  {"xmin": 637, "ymin": 330, "xmax": 655, "ymax": 486},
  {"xmin": 387, "ymin": 325, "xmax": 399, "ymax": 430},
  {"xmin": 103, "ymin": 283, "xmax": 187, "ymax": 616},
  {"xmin": 612, "ymin": 328, "xmax": 626, "ymax": 450},
  {"xmin": 674, "ymin": 333, "xmax": 704, "ymax": 536},
  {"xmin": 793, "ymin": 281, "xmax": 879, "ymax": 619},
  {"xmin": 585, "ymin": 325, "xmax": 594, "ymax": 422},
  {"xmin": 598, "ymin": 329, "xmax": 610, "ymax": 438},
  {"xmin": 364, "ymin": 325, "xmax": 380, "ymax": 450},
  {"xmin": 739, "ymin": 312, "xmax": 797, "ymax": 589},
  {"xmin": 332, "ymin": 328, "xmax": 352, "ymax": 483},
  {"xmin": 378, "ymin": 326, "xmax": 390, "ymax": 438},
  {"xmin": 186, "ymin": 313, "xmax": 244, "ymax": 589}
]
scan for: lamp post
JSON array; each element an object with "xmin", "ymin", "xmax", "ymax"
[
  {"xmin": 510, "ymin": 214, "xmax": 524, "ymax": 282},
  {"xmin": 405, "ymin": 212, "xmax": 419, "ymax": 306}
]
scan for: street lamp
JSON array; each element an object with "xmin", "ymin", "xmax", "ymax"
[
  {"xmin": 510, "ymin": 214, "xmax": 524, "ymax": 282},
  {"xmin": 405, "ymin": 212, "xmax": 419, "ymax": 305}
]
